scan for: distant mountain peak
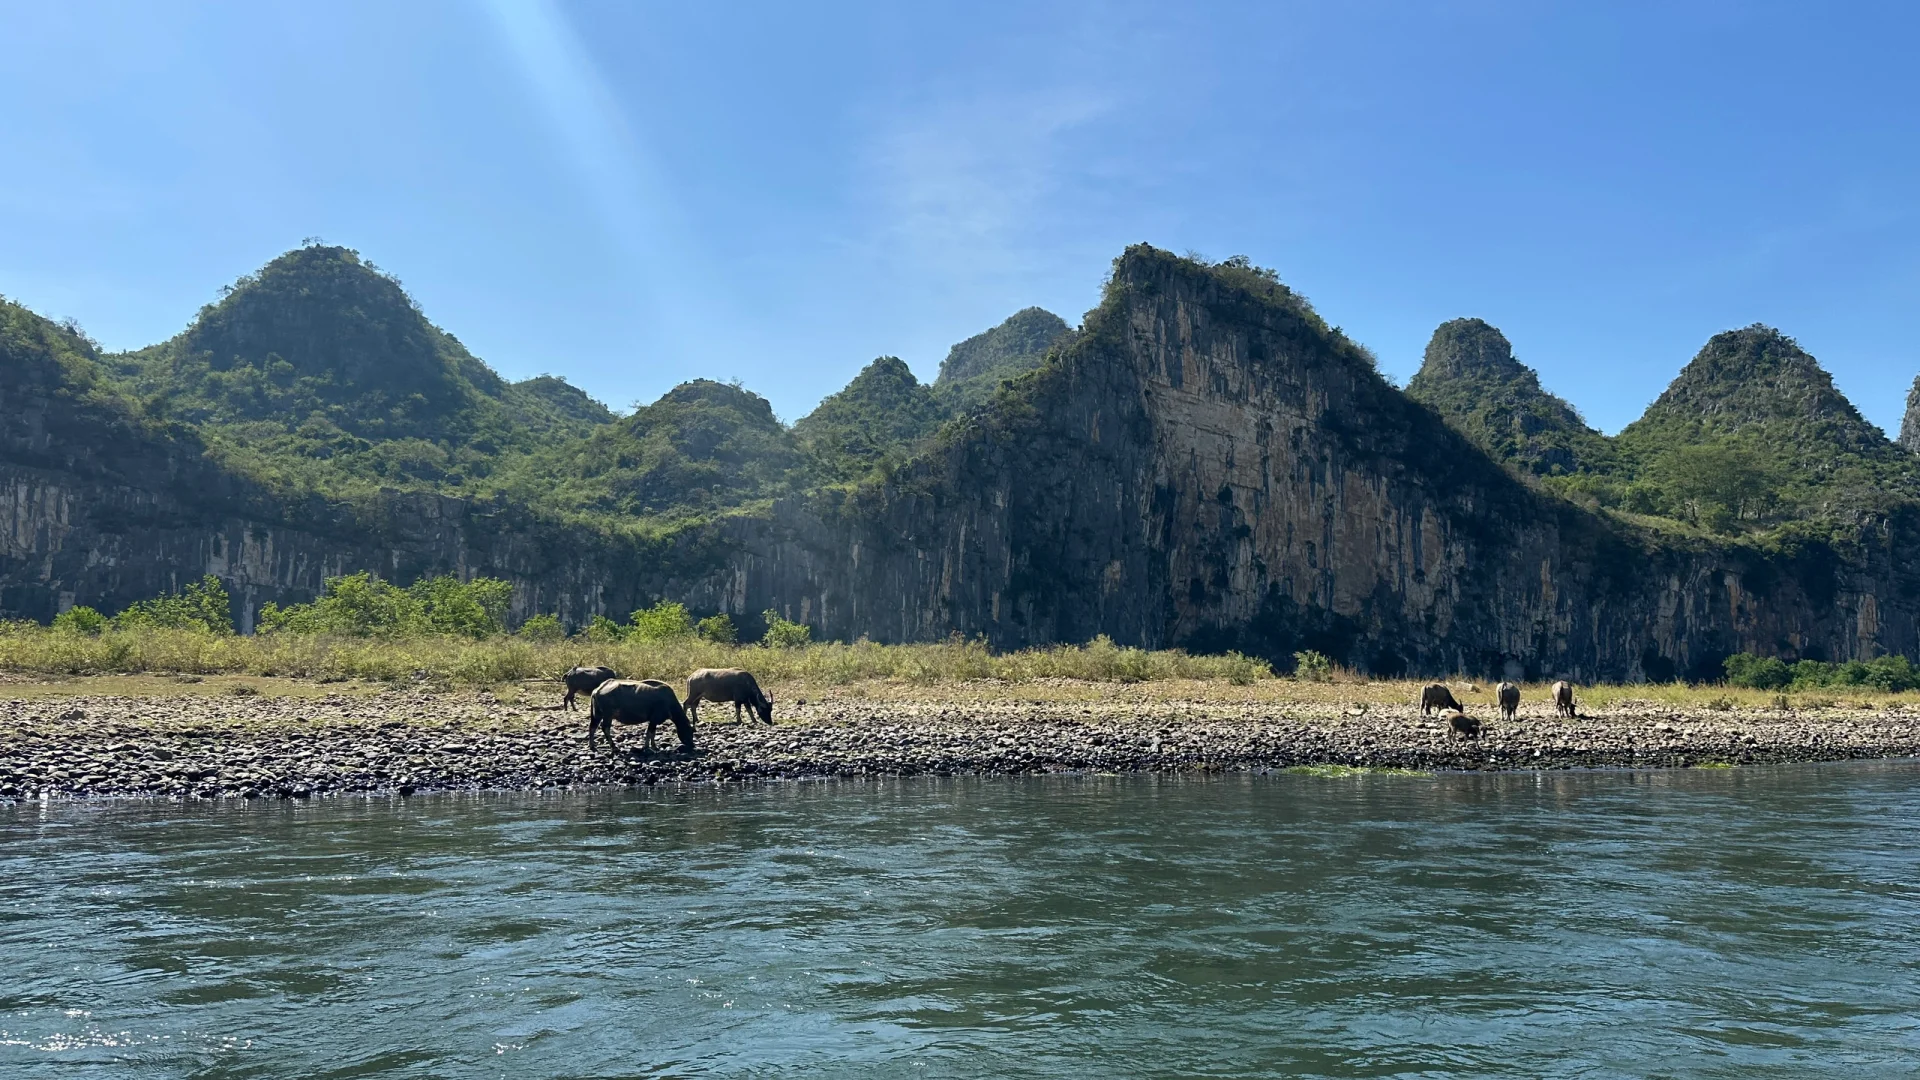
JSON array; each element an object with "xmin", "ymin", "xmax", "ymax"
[
  {"xmin": 1405, "ymin": 318, "xmax": 1611, "ymax": 476},
  {"xmin": 1418, "ymin": 318, "xmax": 1529, "ymax": 381},
  {"xmin": 646, "ymin": 378, "xmax": 781, "ymax": 421},
  {"xmin": 935, "ymin": 307, "xmax": 1071, "ymax": 386},
  {"xmin": 102, "ymin": 243, "xmax": 609, "ymax": 498},
  {"xmin": 188, "ymin": 244, "xmax": 447, "ymax": 388},
  {"xmin": 510, "ymin": 375, "xmax": 614, "ymax": 427},
  {"xmin": 1625, "ymin": 324, "xmax": 1890, "ymax": 460}
]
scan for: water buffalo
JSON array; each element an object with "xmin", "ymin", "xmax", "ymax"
[
  {"xmin": 1552, "ymin": 681, "xmax": 1576, "ymax": 718},
  {"xmin": 684, "ymin": 668, "xmax": 773, "ymax": 725},
  {"xmin": 1446, "ymin": 711, "xmax": 1481, "ymax": 739},
  {"xmin": 562, "ymin": 665, "xmax": 618, "ymax": 710},
  {"xmin": 1497, "ymin": 681, "xmax": 1520, "ymax": 721},
  {"xmin": 1420, "ymin": 683, "xmax": 1462, "ymax": 716},
  {"xmin": 588, "ymin": 679, "xmax": 694, "ymax": 753}
]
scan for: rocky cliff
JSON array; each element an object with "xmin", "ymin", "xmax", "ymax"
[
  {"xmin": 723, "ymin": 248, "xmax": 1919, "ymax": 680},
  {"xmin": 1902, "ymin": 375, "xmax": 1920, "ymax": 454},
  {"xmin": 4, "ymin": 248, "xmax": 1916, "ymax": 680}
]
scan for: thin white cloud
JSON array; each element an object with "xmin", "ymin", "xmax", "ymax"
[{"xmin": 868, "ymin": 89, "xmax": 1111, "ymax": 268}]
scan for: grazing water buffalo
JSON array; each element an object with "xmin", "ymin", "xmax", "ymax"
[
  {"xmin": 1552, "ymin": 681, "xmax": 1576, "ymax": 718},
  {"xmin": 1420, "ymin": 683, "xmax": 1462, "ymax": 716},
  {"xmin": 1497, "ymin": 681, "xmax": 1520, "ymax": 720},
  {"xmin": 588, "ymin": 679, "xmax": 695, "ymax": 753},
  {"xmin": 562, "ymin": 665, "xmax": 618, "ymax": 710},
  {"xmin": 684, "ymin": 668, "xmax": 773, "ymax": 725},
  {"xmin": 1446, "ymin": 711, "xmax": 1481, "ymax": 739}
]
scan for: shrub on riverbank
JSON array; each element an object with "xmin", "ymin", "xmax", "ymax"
[{"xmin": 1724, "ymin": 651, "xmax": 1917, "ymax": 692}]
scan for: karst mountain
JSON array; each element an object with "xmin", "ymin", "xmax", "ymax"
[{"xmin": 3, "ymin": 241, "xmax": 1918, "ymax": 677}]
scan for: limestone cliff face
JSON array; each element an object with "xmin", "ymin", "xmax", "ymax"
[
  {"xmin": 5, "ymin": 249, "xmax": 1916, "ymax": 680},
  {"xmin": 731, "ymin": 248, "xmax": 1918, "ymax": 679},
  {"xmin": 1902, "ymin": 375, "xmax": 1920, "ymax": 454}
]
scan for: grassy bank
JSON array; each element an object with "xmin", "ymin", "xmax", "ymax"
[
  {"xmin": 0, "ymin": 625, "xmax": 1270, "ymax": 687},
  {"xmin": 4, "ymin": 625, "xmax": 1920, "ymax": 715}
]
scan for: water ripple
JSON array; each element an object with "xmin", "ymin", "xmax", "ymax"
[{"xmin": 2, "ymin": 763, "xmax": 1918, "ymax": 1076}]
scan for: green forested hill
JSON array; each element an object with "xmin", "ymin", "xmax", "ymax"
[
  {"xmin": 492, "ymin": 379, "xmax": 800, "ymax": 521},
  {"xmin": 792, "ymin": 356, "xmax": 949, "ymax": 484},
  {"xmin": 17, "ymin": 241, "xmax": 1915, "ymax": 547},
  {"xmin": 1408, "ymin": 317, "xmax": 1920, "ymax": 535},
  {"xmin": 2, "ymin": 297, "xmax": 177, "ymax": 473},
  {"xmin": 105, "ymin": 244, "xmax": 612, "ymax": 499},
  {"xmin": 785, "ymin": 310, "xmax": 1077, "ymax": 486},
  {"xmin": 1611, "ymin": 326, "xmax": 1920, "ymax": 528},
  {"xmin": 1405, "ymin": 318, "xmax": 1616, "ymax": 477}
]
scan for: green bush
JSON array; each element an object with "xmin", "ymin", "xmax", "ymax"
[
  {"xmin": 1293, "ymin": 649, "xmax": 1333, "ymax": 682},
  {"xmin": 517, "ymin": 613, "xmax": 565, "ymax": 642},
  {"xmin": 113, "ymin": 575, "xmax": 233, "ymax": 635},
  {"xmin": 695, "ymin": 613, "xmax": 737, "ymax": 645},
  {"xmin": 1725, "ymin": 651, "xmax": 1917, "ymax": 692},
  {"xmin": 630, "ymin": 600, "xmax": 693, "ymax": 641},
  {"xmin": 761, "ymin": 609, "xmax": 812, "ymax": 648},
  {"xmin": 1724, "ymin": 652, "xmax": 1791, "ymax": 690},
  {"xmin": 1223, "ymin": 651, "xmax": 1269, "ymax": 685},
  {"xmin": 582, "ymin": 614, "xmax": 626, "ymax": 643},
  {"xmin": 52, "ymin": 606, "xmax": 108, "ymax": 636},
  {"xmin": 410, "ymin": 576, "xmax": 512, "ymax": 637},
  {"xmin": 257, "ymin": 572, "xmax": 510, "ymax": 638}
]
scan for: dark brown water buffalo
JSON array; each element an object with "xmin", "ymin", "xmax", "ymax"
[
  {"xmin": 1445, "ymin": 711, "xmax": 1481, "ymax": 739},
  {"xmin": 684, "ymin": 668, "xmax": 773, "ymax": 725},
  {"xmin": 1552, "ymin": 681, "xmax": 1577, "ymax": 718},
  {"xmin": 562, "ymin": 665, "xmax": 618, "ymax": 710},
  {"xmin": 1497, "ymin": 681, "xmax": 1520, "ymax": 720},
  {"xmin": 1420, "ymin": 683, "xmax": 1462, "ymax": 716},
  {"xmin": 588, "ymin": 679, "xmax": 694, "ymax": 753}
]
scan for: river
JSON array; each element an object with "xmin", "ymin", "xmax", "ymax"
[{"xmin": 4, "ymin": 764, "xmax": 1918, "ymax": 1077}]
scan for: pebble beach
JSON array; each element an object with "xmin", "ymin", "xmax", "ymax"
[{"xmin": 4, "ymin": 679, "xmax": 1919, "ymax": 801}]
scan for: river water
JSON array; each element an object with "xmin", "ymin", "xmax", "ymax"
[{"xmin": 3, "ymin": 764, "xmax": 1918, "ymax": 1078}]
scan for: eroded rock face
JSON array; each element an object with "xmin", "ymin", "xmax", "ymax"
[
  {"xmin": 729, "ymin": 247, "xmax": 1920, "ymax": 680},
  {"xmin": 1902, "ymin": 375, "xmax": 1920, "ymax": 454},
  {"xmin": 4, "ymin": 247, "xmax": 1918, "ymax": 680}
]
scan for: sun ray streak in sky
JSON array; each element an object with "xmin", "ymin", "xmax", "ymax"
[{"xmin": 479, "ymin": 0, "xmax": 721, "ymax": 364}]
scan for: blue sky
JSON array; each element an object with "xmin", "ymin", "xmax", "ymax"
[{"xmin": 2, "ymin": 1, "xmax": 1915, "ymax": 434}]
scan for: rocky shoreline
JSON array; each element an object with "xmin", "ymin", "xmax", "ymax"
[{"xmin": 3, "ymin": 685, "xmax": 1919, "ymax": 801}]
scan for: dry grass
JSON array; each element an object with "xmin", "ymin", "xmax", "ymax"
[
  {"xmin": 0, "ymin": 627, "xmax": 1269, "ymax": 689},
  {"xmin": 4, "ymin": 665, "xmax": 1917, "ymax": 715},
  {"xmin": 2, "ymin": 626, "xmax": 1916, "ymax": 711}
]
